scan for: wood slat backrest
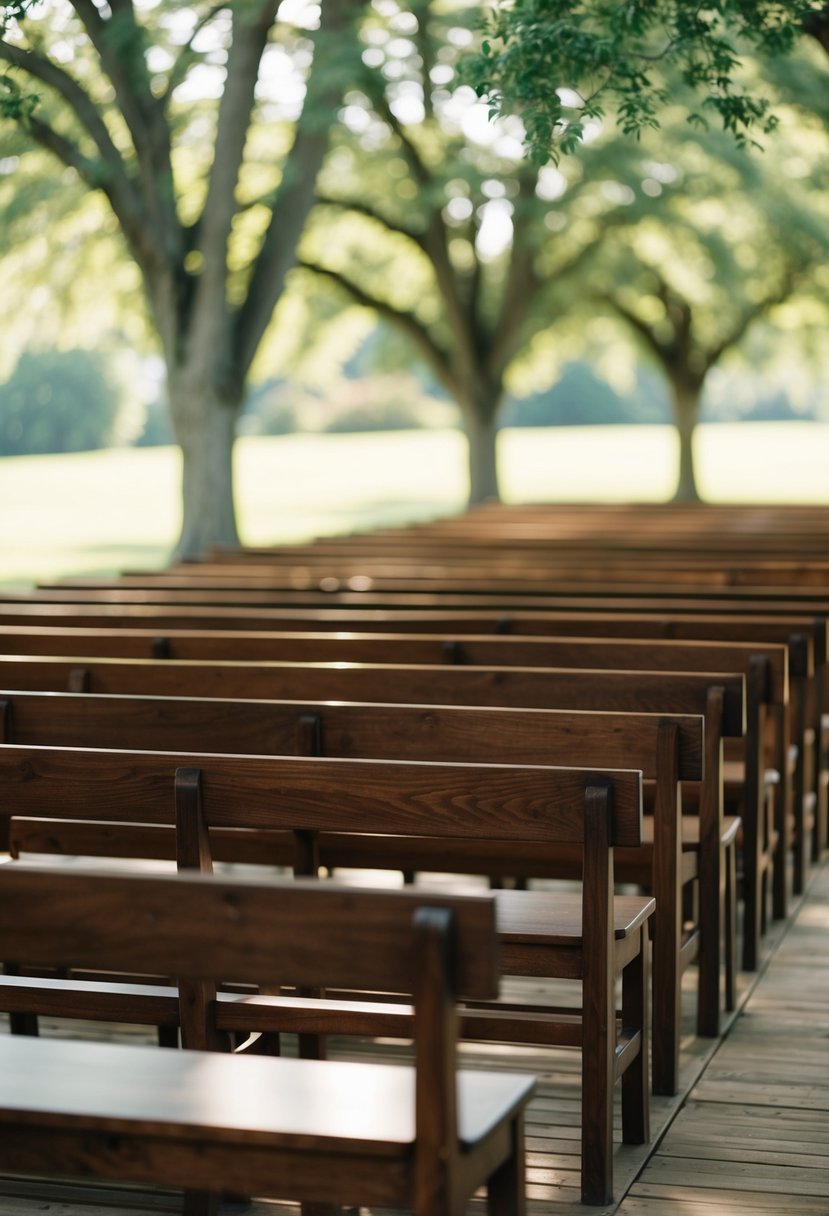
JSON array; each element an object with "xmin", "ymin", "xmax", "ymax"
[
  {"xmin": 8, "ymin": 581, "xmax": 829, "ymax": 606},
  {"xmin": 0, "ymin": 744, "xmax": 644, "ymax": 847},
  {"xmin": 0, "ymin": 691, "xmax": 703, "ymax": 781},
  {"xmin": 0, "ymin": 655, "xmax": 746, "ymax": 736},
  {"xmin": 0, "ymin": 865, "xmax": 499, "ymax": 1000},
  {"xmin": 0, "ymin": 625, "xmax": 791, "ymax": 703},
  {"xmin": 0, "ymin": 617, "xmax": 811, "ymax": 666},
  {"xmin": 41, "ymin": 556, "xmax": 829, "ymax": 588},
  {"xmin": 0, "ymin": 598, "xmax": 826, "ymax": 629}
]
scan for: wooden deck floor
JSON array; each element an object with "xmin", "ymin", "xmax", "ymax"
[
  {"xmin": 0, "ymin": 860, "xmax": 826, "ymax": 1216},
  {"xmin": 616, "ymin": 857, "xmax": 829, "ymax": 1216}
]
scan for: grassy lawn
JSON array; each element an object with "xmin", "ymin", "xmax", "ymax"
[{"xmin": 1, "ymin": 421, "xmax": 827, "ymax": 588}]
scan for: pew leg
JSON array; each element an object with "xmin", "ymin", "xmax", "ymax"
[
  {"xmin": 486, "ymin": 1115, "xmax": 526, "ymax": 1216},
  {"xmin": 4, "ymin": 961, "xmax": 40, "ymax": 1036},
  {"xmin": 621, "ymin": 925, "xmax": 649, "ymax": 1145},
  {"xmin": 182, "ymin": 1190, "xmax": 217, "ymax": 1216},
  {"xmin": 697, "ymin": 845, "xmax": 722, "ymax": 1041},
  {"xmin": 651, "ymin": 902, "xmax": 680, "ymax": 1095},
  {"xmin": 8, "ymin": 1012, "xmax": 39, "ymax": 1037},
  {"xmin": 772, "ymin": 776, "xmax": 788, "ymax": 921},
  {"xmin": 741, "ymin": 806, "xmax": 761, "ymax": 974},
  {"xmin": 724, "ymin": 840, "xmax": 737, "ymax": 1014}
]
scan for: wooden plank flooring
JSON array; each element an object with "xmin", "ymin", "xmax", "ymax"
[
  {"xmin": 0, "ymin": 861, "xmax": 826, "ymax": 1216},
  {"xmin": 617, "ymin": 858, "xmax": 829, "ymax": 1216}
]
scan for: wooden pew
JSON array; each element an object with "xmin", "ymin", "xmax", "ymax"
[
  {"xmin": 0, "ymin": 630, "xmax": 780, "ymax": 973},
  {"xmin": 0, "ymin": 612, "xmax": 812, "ymax": 898},
  {"xmin": 0, "ymin": 601, "xmax": 819, "ymax": 882},
  {"xmin": 0, "ymin": 864, "xmax": 535, "ymax": 1216},
  {"xmin": 0, "ymin": 745, "xmax": 652, "ymax": 1205},
  {"xmin": 0, "ymin": 689, "xmax": 708, "ymax": 1095},
  {"xmin": 35, "ymin": 551, "xmax": 829, "ymax": 590},
  {"xmin": 176, "ymin": 507, "xmax": 824, "ymax": 874},
  {"xmin": 7, "ymin": 580, "xmax": 829, "ymax": 606}
]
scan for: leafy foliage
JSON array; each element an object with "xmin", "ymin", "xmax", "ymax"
[
  {"xmin": 463, "ymin": 0, "xmax": 824, "ymax": 162},
  {"xmin": 0, "ymin": 346, "xmax": 121, "ymax": 455}
]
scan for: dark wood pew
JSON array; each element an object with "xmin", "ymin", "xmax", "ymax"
[
  {"xmin": 0, "ymin": 630, "xmax": 782, "ymax": 972},
  {"xmin": 0, "ymin": 863, "xmax": 535, "ymax": 1216},
  {"xmin": 0, "ymin": 601, "xmax": 819, "ymax": 881},
  {"xmin": 0, "ymin": 689, "xmax": 708, "ymax": 1095},
  {"xmin": 8, "ymin": 580, "xmax": 829, "ymax": 606},
  {"xmin": 0, "ymin": 612, "xmax": 814, "ymax": 894},
  {"xmin": 179, "ymin": 505, "xmax": 825, "ymax": 875},
  {"xmin": 205, "ymin": 501, "xmax": 829, "ymax": 555},
  {"xmin": 1, "ymin": 595, "xmax": 825, "ymax": 626},
  {"xmin": 0, "ymin": 745, "xmax": 652, "ymax": 1204},
  {"xmin": 0, "ymin": 617, "xmax": 807, "ymax": 904}
]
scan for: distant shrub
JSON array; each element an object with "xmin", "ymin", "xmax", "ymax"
[
  {"xmin": 241, "ymin": 380, "xmax": 298, "ymax": 436},
  {"xmin": 325, "ymin": 400, "xmax": 424, "ymax": 433},
  {"xmin": 502, "ymin": 362, "xmax": 668, "ymax": 428},
  {"xmin": 132, "ymin": 398, "xmax": 175, "ymax": 447},
  {"xmin": 0, "ymin": 347, "xmax": 122, "ymax": 456}
]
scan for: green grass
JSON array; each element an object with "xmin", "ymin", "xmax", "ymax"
[{"xmin": 1, "ymin": 421, "xmax": 827, "ymax": 588}]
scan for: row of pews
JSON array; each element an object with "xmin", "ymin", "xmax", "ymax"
[{"xmin": 0, "ymin": 500, "xmax": 827, "ymax": 1213}]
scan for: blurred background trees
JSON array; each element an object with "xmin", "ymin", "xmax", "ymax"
[
  {"xmin": 0, "ymin": 347, "xmax": 122, "ymax": 455},
  {"xmin": 1, "ymin": 0, "xmax": 827, "ymax": 543},
  {"xmin": 1, "ymin": 0, "xmax": 364, "ymax": 555}
]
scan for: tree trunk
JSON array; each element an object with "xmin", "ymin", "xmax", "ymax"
[
  {"xmin": 463, "ymin": 408, "xmax": 500, "ymax": 505},
  {"xmin": 169, "ymin": 379, "xmax": 242, "ymax": 559},
  {"xmin": 670, "ymin": 379, "xmax": 702, "ymax": 503}
]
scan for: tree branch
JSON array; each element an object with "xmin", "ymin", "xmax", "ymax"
[
  {"xmin": 706, "ymin": 266, "xmax": 802, "ymax": 367},
  {"xmin": 25, "ymin": 114, "xmax": 156, "ymax": 271},
  {"xmin": 68, "ymin": 0, "xmax": 178, "ymax": 253},
  {"xmin": 360, "ymin": 64, "xmax": 432, "ymax": 187},
  {"xmin": 298, "ymin": 257, "xmax": 454, "ymax": 390},
  {"xmin": 314, "ymin": 193, "xmax": 425, "ymax": 246},
  {"xmin": 69, "ymin": 0, "xmax": 152, "ymax": 156},
  {"xmin": 188, "ymin": 0, "xmax": 279, "ymax": 373},
  {"xmin": 234, "ymin": 0, "xmax": 365, "ymax": 378},
  {"xmin": 1, "ymin": 39, "xmax": 125, "ymax": 176},
  {"xmin": 487, "ymin": 174, "xmax": 541, "ymax": 374},
  {"xmin": 600, "ymin": 290, "xmax": 669, "ymax": 365},
  {"xmin": 0, "ymin": 39, "xmax": 160, "ymax": 263},
  {"xmin": 164, "ymin": 3, "xmax": 228, "ymax": 99}
]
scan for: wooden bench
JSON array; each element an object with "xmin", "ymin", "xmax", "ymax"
[
  {"xmin": 9, "ymin": 578, "xmax": 829, "ymax": 607},
  {"xmin": 0, "ymin": 863, "xmax": 535, "ymax": 1216},
  {"xmin": 0, "ymin": 629, "xmax": 777, "ymax": 973},
  {"xmin": 178, "ymin": 510, "xmax": 825, "ymax": 875},
  {"xmin": 0, "ymin": 655, "xmax": 746, "ymax": 1033},
  {"xmin": 40, "ymin": 549, "xmax": 829, "ymax": 590},
  {"xmin": 0, "ymin": 743, "xmax": 652, "ymax": 1204},
  {"xmin": 0, "ymin": 689, "xmax": 708, "ymax": 1095},
  {"xmin": 0, "ymin": 617, "xmax": 802, "ymax": 904},
  {"xmin": 1, "ymin": 600, "xmax": 820, "ymax": 880}
]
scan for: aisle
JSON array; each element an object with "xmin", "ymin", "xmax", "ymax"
[{"xmin": 617, "ymin": 859, "xmax": 829, "ymax": 1214}]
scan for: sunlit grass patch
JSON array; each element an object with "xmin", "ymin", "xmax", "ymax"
[{"xmin": 1, "ymin": 422, "xmax": 826, "ymax": 588}]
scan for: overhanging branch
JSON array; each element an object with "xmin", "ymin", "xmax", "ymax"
[{"xmin": 298, "ymin": 257, "xmax": 453, "ymax": 386}]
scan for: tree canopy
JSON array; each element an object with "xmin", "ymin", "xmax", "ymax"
[
  {"xmin": 0, "ymin": 0, "xmax": 362, "ymax": 555},
  {"xmin": 463, "ymin": 0, "xmax": 826, "ymax": 162},
  {"xmin": 1, "ymin": 0, "xmax": 827, "ymax": 549}
]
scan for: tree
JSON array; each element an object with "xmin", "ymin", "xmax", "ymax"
[
  {"xmin": 580, "ymin": 114, "xmax": 829, "ymax": 499},
  {"xmin": 0, "ymin": 345, "xmax": 121, "ymax": 454},
  {"xmin": 297, "ymin": 0, "xmax": 654, "ymax": 503},
  {"xmin": 1, "ymin": 0, "xmax": 361, "ymax": 556},
  {"xmin": 463, "ymin": 0, "xmax": 826, "ymax": 164}
]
